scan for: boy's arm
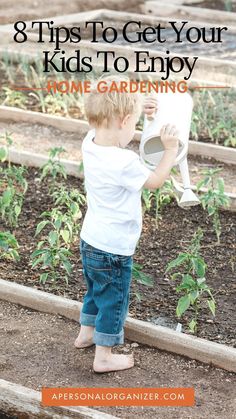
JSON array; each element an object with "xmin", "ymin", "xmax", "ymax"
[{"xmin": 143, "ymin": 124, "xmax": 179, "ymax": 190}]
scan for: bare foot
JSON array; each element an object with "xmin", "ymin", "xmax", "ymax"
[
  {"xmin": 93, "ymin": 353, "xmax": 134, "ymax": 373},
  {"xmin": 74, "ymin": 325, "xmax": 95, "ymax": 348}
]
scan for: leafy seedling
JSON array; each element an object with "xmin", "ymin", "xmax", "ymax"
[{"xmin": 166, "ymin": 228, "xmax": 216, "ymax": 334}]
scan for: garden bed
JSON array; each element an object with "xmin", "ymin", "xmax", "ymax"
[
  {"xmin": 0, "ymin": 299, "xmax": 236, "ymax": 419},
  {"xmin": 0, "ymin": 165, "xmax": 235, "ymax": 348},
  {"xmin": 0, "ymin": 119, "xmax": 235, "ymax": 194}
]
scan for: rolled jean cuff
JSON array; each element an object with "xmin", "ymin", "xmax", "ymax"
[
  {"xmin": 94, "ymin": 328, "xmax": 124, "ymax": 347},
  {"xmin": 79, "ymin": 311, "xmax": 97, "ymax": 326}
]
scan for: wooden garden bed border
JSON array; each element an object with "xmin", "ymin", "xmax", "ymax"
[
  {"xmin": 0, "ymin": 279, "xmax": 236, "ymax": 373},
  {"xmin": 0, "ymin": 379, "xmax": 118, "ymax": 419}
]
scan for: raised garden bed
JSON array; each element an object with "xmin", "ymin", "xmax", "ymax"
[
  {"xmin": 0, "ymin": 162, "xmax": 235, "ymax": 348},
  {"xmin": 0, "ymin": 117, "xmax": 235, "ymax": 195}
]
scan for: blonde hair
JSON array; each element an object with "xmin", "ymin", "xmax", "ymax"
[{"xmin": 84, "ymin": 75, "xmax": 142, "ymax": 128}]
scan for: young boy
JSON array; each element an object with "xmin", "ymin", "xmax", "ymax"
[{"xmin": 74, "ymin": 76, "xmax": 179, "ymax": 373}]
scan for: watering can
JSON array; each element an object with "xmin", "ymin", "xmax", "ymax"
[{"xmin": 140, "ymin": 91, "xmax": 200, "ymax": 208}]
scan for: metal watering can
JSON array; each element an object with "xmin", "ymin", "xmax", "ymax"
[{"xmin": 140, "ymin": 91, "xmax": 200, "ymax": 208}]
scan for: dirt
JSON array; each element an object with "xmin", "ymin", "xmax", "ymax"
[
  {"xmin": 0, "ymin": 0, "xmax": 144, "ymax": 25},
  {"xmin": 0, "ymin": 165, "xmax": 235, "ymax": 348},
  {"xmin": 0, "ymin": 120, "xmax": 235, "ymax": 194},
  {"xmin": 0, "ymin": 300, "xmax": 235, "ymax": 419}
]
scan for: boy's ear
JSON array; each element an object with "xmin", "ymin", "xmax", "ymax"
[{"xmin": 120, "ymin": 114, "xmax": 131, "ymax": 128}]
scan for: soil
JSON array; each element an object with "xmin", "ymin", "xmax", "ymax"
[
  {"xmin": 0, "ymin": 165, "xmax": 235, "ymax": 348},
  {"xmin": 0, "ymin": 300, "xmax": 235, "ymax": 419},
  {"xmin": 0, "ymin": 120, "xmax": 235, "ymax": 194}
]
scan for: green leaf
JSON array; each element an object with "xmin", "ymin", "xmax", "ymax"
[
  {"xmin": 2, "ymin": 188, "xmax": 12, "ymax": 204},
  {"xmin": 188, "ymin": 319, "xmax": 197, "ymax": 333},
  {"xmin": 217, "ymin": 178, "xmax": 225, "ymax": 194},
  {"xmin": 197, "ymin": 277, "xmax": 206, "ymax": 285},
  {"xmin": 182, "ymin": 274, "xmax": 195, "ymax": 288},
  {"xmin": 193, "ymin": 257, "xmax": 206, "ymax": 278},
  {"xmin": 14, "ymin": 205, "xmax": 21, "ymax": 217},
  {"xmin": 0, "ymin": 147, "xmax": 7, "ymax": 162},
  {"xmin": 207, "ymin": 299, "xmax": 216, "ymax": 316},
  {"xmin": 166, "ymin": 253, "xmax": 189, "ymax": 272},
  {"xmin": 35, "ymin": 221, "xmax": 48, "ymax": 236},
  {"xmin": 62, "ymin": 259, "xmax": 72, "ymax": 275},
  {"xmin": 40, "ymin": 272, "xmax": 49, "ymax": 284},
  {"xmin": 30, "ymin": 249, "xmax": 45, "ymax": 258},
  {"xmin": 60, "ymin": 229, "xmax": 70, "ymax": 244},
  {"xmin": 135, "ymin": 291, "xmax": 143, "ymax": 302},
  {"xmin": 176, "ymin": 295, "xmax": 191, "ymax": 317},
  {"xmin": 48, "ymin": 231, "xmax": 58, "ymax": 246},
  {"xmin": 31, "ymin": 255, "xmax": 45, "ymax": 268},
  {"xmin": 10, "ymin": 249, "xmax": 20, "ymax": 261},
  {"xmin": 189, "ymin": 290, "xmax": 199, "ymax": 304},
  {"xmin": 208, "ymin": 206, "xmax": 216, "ymax": 216}
]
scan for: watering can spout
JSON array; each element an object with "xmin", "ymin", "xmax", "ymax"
[
  {"xmin": 178, "ymin": 158, "xmax": 200, "ymax": 208},
  {"xmin": 179, "ymin": 188, "xmax": 200, "ymax": 208}
]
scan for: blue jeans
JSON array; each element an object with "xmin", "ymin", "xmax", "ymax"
[{"xmin": 79, "ymin": 238, "xmax": 133, "ymax": 346}]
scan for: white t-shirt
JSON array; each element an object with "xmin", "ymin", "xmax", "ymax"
[{"xmin": 80, "ymin": 129, "xmax": 151, "ymax": 256}]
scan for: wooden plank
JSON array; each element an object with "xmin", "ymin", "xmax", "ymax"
[
  {"xmin": 0, "ymin": 379, "xmax": 118, "ymax": 419},
  {"xmin": 1, "ymin": 279, "xmax": 236, "ymax": 372},
  {"xmin": 142, "ymin": 1, "xmax": 236, "ymax": 26},
  {"xmin": 0, "ymin": 105, "xmax": 89, "ymax": 133}
]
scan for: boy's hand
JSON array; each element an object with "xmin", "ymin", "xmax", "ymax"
[
  {"xmin": 160, "ymin": 124, "xmax": 179, "ymax": 151},
  {"xmin": 143, "ymin": 95, "xmax": 158, "ymax": 117}
]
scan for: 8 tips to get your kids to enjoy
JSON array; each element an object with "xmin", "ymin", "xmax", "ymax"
[{"xmin": 13, "ymin": 20, "xmax": 228, "ymax": 80}]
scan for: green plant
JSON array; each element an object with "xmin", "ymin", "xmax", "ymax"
[
  {"xmin": 0, "ymin": 186, "xmax": 23, "ymax": 227},
  {"xmin": 166, "ymin": 228, "xmax": 216, "ymax": 334},
  {"xmin": 0, "ymin": 52, "xmax": 16, "ymax": 84},
  {"xmin": 2, "ymin": 87, "xmax": 27, "ymax": 109},
  {"xmin": 191, "ymin": 89, "xmax": 236, "ymax": 147},
  {"xmin": 197, "ymin": 168, "xmax": 230, "ymax": 243},
  {"xmin": 224, "ymin": 136, "xmax": 236, "ymax": 148},
  {"xmin": 28, "ymin": 65, "xmax": 47, "ymax": 112},
  {"xmin": 31, "ymin": 209, "xmax": 73, "ymax": 284},
  {"xmin": 52, "ymin": 186, "xmax": 86, "ymax": 240},
  {"xmin": 44, "ymin": 93, "xmax": 68, "ymax": 115},
  {"xmin": 142, "ymin": 179, "xmax": 177, "ymax": 222},
  {"xmin": 132, "ymin": 262, "xmax": 154, "ymax": 302},
  {"xmin": 40, "ymin": 147, "xmax": 67, "ymax": 192},
  {"xmin": 0, "ymin": 231, "xmax": 20, "ymax": 261},
  {"xmin": 0, "ymin": 159, "xmax": 28, "ymax": 227},
  {"xmin": 0, "ymin": 131, "xmax": 13, "ymax": 167}
]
